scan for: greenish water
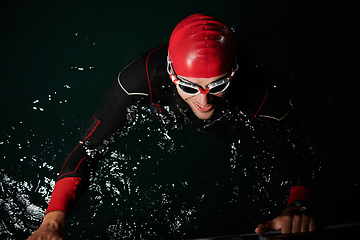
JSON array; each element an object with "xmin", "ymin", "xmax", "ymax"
[{"xmin": 1, "ymin": 0, "xmax": 359, "ymax": 239}]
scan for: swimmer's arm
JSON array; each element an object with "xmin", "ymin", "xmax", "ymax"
[
  {"xmin": 27, "ymin": 211, "xmax": 66, "ymax": 240},
  {"xmin": 255, "ymin": 205, "xmax": 316, "ymax": 234},
  {"xmin": 255, "ymin": 185, "xmax": 315, "ymax": 234}
]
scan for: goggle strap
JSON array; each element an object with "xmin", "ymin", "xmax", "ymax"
[
  {"xmin": 170, "ymin": 74, "xmax": 177, "ymax": 81},
  {"xmin": 168, "ymin": 52, "xmax": 238, "ymax": 95}
]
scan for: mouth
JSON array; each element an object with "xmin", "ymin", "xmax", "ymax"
[{"xmin": 193, "ymin": 102, "xmax": 214, "ymax": 112}]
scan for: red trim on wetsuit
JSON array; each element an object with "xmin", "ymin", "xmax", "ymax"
[
  {"xmin": 250, "ymin": 83, "xmax": 270, "ymax": 122},
  {"xmin": 146, "ymin": 44, "xmax": 166, "ymax": 113},
  {"xmin": 58, "ymin": 157, "xmax": 86, "ymax": 179},
  {"xmin": 57, "ymin": 145, "xmax": 81, "ymax": 180},
  {"xmin": 46, "ymin": 177, "xmax": 82, "ymax": 214},
  {"xmin": 286, "ymin": 185, "xmax": 313, "ymax": 206},
  {"xmin": 47, "ymin": 116, "xmax": 101, "ymax": 214},
  {"xmin": 82, "ymin": 116, "xmax": 101, "ymax": 142},
  {"xmin": 57, "ymin": 116, "xmax": 100, "ymax": 180}
]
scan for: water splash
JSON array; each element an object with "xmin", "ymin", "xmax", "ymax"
[
  {"xmin": 0, "ymin": 104, "xmax": 313, "ymax": 239},
  {"xmin": 64, "ymin": 106, "xmax": 291, "ymax": 239}
]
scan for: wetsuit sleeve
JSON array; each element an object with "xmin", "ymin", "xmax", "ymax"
[
  {"xmin": 248, "ymin": 82, "xmax": 317, "ymax": 208},
  {"xmin": 259, "ymin": 110, "xmax": 317, "ymax": 208},
  {"xmin": 281, "ymin": 117, "xmax": 316, "ymax": 208},
  {"xmin": 46, "ymin": 54, "xmax": 152, "ymax": 215}
]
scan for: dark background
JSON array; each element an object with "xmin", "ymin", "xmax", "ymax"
[{"xmin": 1, "ymin": 0, "xmax": 359, "ymax": 239}]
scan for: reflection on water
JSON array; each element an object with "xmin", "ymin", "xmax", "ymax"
[
  {"xmin": 0, "ymin": 171, "xmax": 49, "ymax": 237},
  {"xmin": 0, "ymin": 80, "xmax": 81, "ymax": 238},
  {"xmin": 1, "ymin": 105, "xmax": 295, "ymax": 239}
]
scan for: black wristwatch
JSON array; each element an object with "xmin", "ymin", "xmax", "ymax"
[{"xmin": 286, "ymin": 200, "xmax": 310, "ymax": 213}]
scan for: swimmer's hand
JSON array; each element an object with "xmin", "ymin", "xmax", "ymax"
[
  {"xmin": 27, "ymin": 211, "xmax": 66, "ymax": 240},
  {"xmin": 254, "ymin": 206, "xmax": 316, "ymax": 234}
]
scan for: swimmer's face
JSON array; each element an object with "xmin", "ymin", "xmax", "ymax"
[{"xmin": 175, "ymin": 73, "xmax": 229, "ymax": 120}]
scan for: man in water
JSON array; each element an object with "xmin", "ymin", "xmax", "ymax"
[{"xmin": 29, "ymin": 14, "xmax": 316, "ymax": 239}]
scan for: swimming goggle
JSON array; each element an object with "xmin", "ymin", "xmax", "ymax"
[{"xmin": 167, "ymin": 55, "xmax": 239, "ymax": 95}]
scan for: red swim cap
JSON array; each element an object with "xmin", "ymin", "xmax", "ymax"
[{"xmin": 168, "ymin": 14, "xmax": 236, "ymax": 78}]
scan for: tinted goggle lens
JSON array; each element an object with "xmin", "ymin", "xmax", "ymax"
[
  {"xmin": 178, "ymin": 84, "xmax": 200, "ymax": 95},
  {"xmin": 208, "ymin": 81, "xmax": 230, "ymax": 94}
]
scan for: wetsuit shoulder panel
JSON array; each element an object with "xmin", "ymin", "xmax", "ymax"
[
  {"xmin": 118, "ymin": 44, "xmax": 172, "ymax": 113},
  {"xmin": 228, "ymin": 54, "xmax": 292, "ymax": 122},
  {"xmin": 117, "ymin": 56, "xmax": 149, "ymax": 97},
  {"xmin": 256, "ymin": 84, "xmax": 292, "ymax": 122}
]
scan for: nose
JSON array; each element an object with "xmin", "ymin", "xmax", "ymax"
[{"xmin": 195, "ymin": 93, "xmax": 212, "ymax": 106}]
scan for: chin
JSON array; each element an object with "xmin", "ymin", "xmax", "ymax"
[{"xmin": 191, "ymin": 107, "xmax": 216, "ymax": 120}]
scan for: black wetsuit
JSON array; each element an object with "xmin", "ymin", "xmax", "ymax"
[{"xmin": 46, "ymin": 44, "xmax": 314, "ymax": 215}]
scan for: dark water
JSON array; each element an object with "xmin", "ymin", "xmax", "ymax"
[{"xmin": 1, "ymin": 0, "xmax": 359, "ymax": 239}]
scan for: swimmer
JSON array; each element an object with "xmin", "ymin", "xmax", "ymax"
[{"xmin": 28, "ymin": 14, "xmax": 316, "ymax": 239}]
